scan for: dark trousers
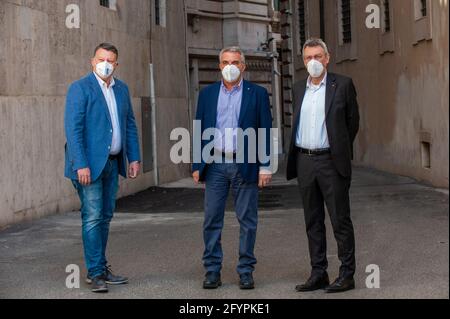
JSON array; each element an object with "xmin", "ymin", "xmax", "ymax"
[{"xmin": 296, "ymin": 152, "xmax": 356, "ymax": 279}]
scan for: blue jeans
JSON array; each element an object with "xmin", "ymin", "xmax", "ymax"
[
  {"xmin": 72, "ymin": 158, "xmax": 119, "ymax": 278},
  {"xmin": 203, "ymin": 163, "xmax": 259, "ymax": 275}
]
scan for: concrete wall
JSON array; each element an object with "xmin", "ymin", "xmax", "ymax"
[
  {"xmin": 0, "ymin": 0, "xmax": 189, "ymax": 228},
  {"xmin": 151, "ymin": 0, "xmax": 191, "ymax": 183},
  {"xmin": 284, "ymin": 0, "xmax": 449, "ymax": 188}
]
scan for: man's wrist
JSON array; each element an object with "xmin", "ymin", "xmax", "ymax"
[{"xmin": 259, "ymin": 168, "xmax": 272, "ymax": 175}]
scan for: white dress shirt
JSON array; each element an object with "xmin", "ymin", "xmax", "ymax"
[
  {"xmin": 94, "ymin": 72, "xmax": 122, "ymax": 155},
  {"xmin": 296, "ymin": 73, "xmax": 330, "ymax": 150}
]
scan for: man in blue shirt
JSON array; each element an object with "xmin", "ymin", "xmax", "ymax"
[
  {"xmin": 287, "ymin": 38, "xmax": 360, "ymax": 293},
  {"xmin": 65, "ymin": 43, "xmax": 141, "ymax": 293},
  {"xmin": 193, "ymin": 47, "xmax": 273, "ymax": 290}
]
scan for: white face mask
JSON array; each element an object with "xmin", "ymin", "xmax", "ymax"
[
  {"xmin": 307, "ymin": 59, "xmax": 325, "ymax": 78},
  {"xmin": 222, "ymin": 65, "xmax": 241, "ymax": 83},
  {"xmin": 95, "ymin": 61, "xmax": 115, "ymax": 78}
]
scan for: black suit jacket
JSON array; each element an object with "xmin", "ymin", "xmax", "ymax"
[{"xmin": 286, "ymin": 72, "xmax": 360, "ymax": 180}]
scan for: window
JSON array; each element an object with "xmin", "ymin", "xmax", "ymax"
[
  {"xmin": 412, "ymin": 0, "xmax": 432, "ymax": 44},
  {"xmin": 100, "ymin": 0, "xmax": 109, "ymax": 8},
  {"xmin": 155, "ymin": 0, "xmax": 166, "ymax": 27},
  {"xmin": 298, "ymin": 0, "xmax": 307, "ymax": 53},
  {"xmin": 273, "ymin": 0, "xmax": 281, "ymax": 12},
  {"xmin": 421, "ymin": 142, "xmax": 431, "ymax": 169},
  {"xmin": 336, "ymin": 0, "xmax": 357, "ymax": 62},
  {"xmin": 100, "ymin": 0, "xmax": 116, "ymax": 10},
  {"xmin": 420, "ymin": 0, "xmax": 427, "ymax": 17},
  {"xmin": 319, "ymin": 0, "xmax": 325, "ymax": 41},
  {"xmin": 379, "ymin": 0, "xmax": 395, "ymax": 54},
  {"xmin": 414, "ymin": 0, "xmax": 429, "ymax": 20},
  {"xmin": 383, "ymin": 0, "xmax": 391, "ymax": 33},
  {"xmin": 341, "ymin": 0, "xmax": 352, "ymax": 43},
  {"xmin": 155, "ymin": 0, "xmax": 160, "ymax": 25}
]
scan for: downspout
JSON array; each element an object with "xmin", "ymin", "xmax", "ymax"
[
  {"xmin": 149, "ymin": 3, "xmax": 159, "ymax": 186},
  {"xmin": 149, "ymin": 64, "xmax": 159, "ymax": 186}
]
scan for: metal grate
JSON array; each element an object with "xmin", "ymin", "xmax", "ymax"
[
  {"xmin": 100, "ymin": 0, "xmax": 110, "ymax": 8},
  {"xmin": 341, "ymin": 0, "xmax": 352, "ymax": 44},
  {"xmin": 298, "ymin": 0, "xmax": 306, "ymax": 52},
  {"xmin": 383, "ymin": 0, "xmax": 391, "ymax": 32}
]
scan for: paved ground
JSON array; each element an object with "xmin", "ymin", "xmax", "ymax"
[{"xmin": 0, "ymin": 167, "xmax": 448, "ymax": 299}]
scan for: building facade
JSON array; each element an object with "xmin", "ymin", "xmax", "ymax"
[
  {"xmin": 279, "ymin": 0, "xmax": 449, "ymax": 188},
  {"xmin": 0, "ymin": 0, "xmax": 448, "ymax": 228},
  {"xmin": 0, "ymin": 0, "xmax": 190, "ymax": 227}
]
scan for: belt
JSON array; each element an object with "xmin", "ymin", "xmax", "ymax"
[
  {"xmin": 297, "ymin": 147, "xmax": 331, "ymax": 156},
  {"xmin": 214, "ymin": 149, "xmax": 237, "ymax": 159},
  {"xmin": 109, "ymin": 154, "xmax": 120, "ymax": 161}
]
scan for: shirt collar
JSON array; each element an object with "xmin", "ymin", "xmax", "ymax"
[
  {"xmin": 221, "ymin": 78, "xmax": 243, "ymax": 94},
  {"xmin": 93, "ymin": 72, "xmax": 115, "ymax": 88},
  {"xmin": 307, "ymin": 72, "xmax": 327, "ymax": 89}
]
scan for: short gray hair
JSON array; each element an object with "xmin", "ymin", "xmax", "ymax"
[
  {"xmin": 219, "ymin": 46, "xmax": 246, "ymax": 64},
  {"xmin": 302, "ymin": 38, "xmax": 329, "ymax": 56}
]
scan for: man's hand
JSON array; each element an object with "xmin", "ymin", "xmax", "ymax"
[
  {"xmin": 129, "ymin": 161, "xmax": 140, "ymax": 179},
  {"xmin": 192, "ymin": 171, "xmax": 201, "ymax": 184},
  {"xmin": 77, "ymin": 168, "xmax": 91, "ymax": 186},
  {"xmin": 258, "ymin": 173, "xmax": 272, "ymax": 189}
]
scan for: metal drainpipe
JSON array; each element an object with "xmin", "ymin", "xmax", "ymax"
[
  {"xmin": 269, "ymin": 27, "xmax": 283, "ymax": 156},
  {"xmin": 149, "ymin": 64, "xmax": 159, "ymax": 186},
  {"xmin": 149, "ymin": 5, "xmax": 159, "ymax": 186}
]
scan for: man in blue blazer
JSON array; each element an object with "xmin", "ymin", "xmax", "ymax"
[
  {"xmin": 64, "ymin": 43, "xmax": 141, "ymax": 293},
  {"xmin": 192, "ymin": 47, "xmax": 273, "ymax": 290}
]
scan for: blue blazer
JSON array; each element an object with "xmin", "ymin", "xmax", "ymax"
[
  {"xmin": 64, "ymin": 73, "xmax": 141, "ymax": 182},
  {"xmin": 193, "ymin": 80, "xmax": 273, "ymax": 183}
]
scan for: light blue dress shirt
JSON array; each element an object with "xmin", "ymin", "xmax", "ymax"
[
  {"xmin": 94, "ymin": 72, "xmax": 122, "ymax": 155},
  {"xmin": 296, "ymin": 73, "xmax": 330, "ymax": 150},
  {"xmin": 214, "ymin": 80, "xmax": 243, "ymax": 153}
]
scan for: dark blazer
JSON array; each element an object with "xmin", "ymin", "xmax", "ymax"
[
  {"xmin": 192, "ymin": 80, "xmax": 273, "ymax": 183},
  {"xmin": 286, "ymin": 72, "xmax": 360, "ymax": 180},
  {"xmin": 64, "ymin": 73, "xmax": 141, "ymax": 182}
]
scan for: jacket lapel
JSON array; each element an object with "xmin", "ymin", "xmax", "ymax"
[
  {"xmin": 210, "ymin": 82, "xmax": 221, "ymax": 128},
  {"xmin": 292, "ymin": 80, "xmax": 307, "ymax": 137},
  {"xmin": 325, "ymin": 73, "xmax": 337, "ymax": 119},
  {"xmin": 112, "ymin": 81, "xmax": 124, "ymax": 129},
  {"xmin": 238, "ymin": 80, "xmax": 251, "ymax": 126},
  {"xmin": 88, "ymin": 73, "xmax": 112, "ymax": 126}
]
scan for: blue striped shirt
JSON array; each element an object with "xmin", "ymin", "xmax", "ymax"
[{"xmin": 214, "ymin": 80, "xmax": 243, "ymax": 153}]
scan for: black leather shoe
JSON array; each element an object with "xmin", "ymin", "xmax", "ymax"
[
  {"xmin": 295, "ymin": 274, "xmax": 330, "ymax": 292},
  {"xmin": 103, "ymin": 265, "xmax": 129, "ymax": 285},
  {"xmin": 86, "ymin": 266, "xmax": 128, "ymax": 285},
  {"xmin": 239, "ymin": 273, "xmax": 255, "ymax": 290},
  {"xmin": 91, "ymin": 276, "xmax": 108, "ymax": 293},
  {"xmin": 325, "ymin": 277, "xmax": 355, "ymax": 293},
  {"xmin": 203, "ymin": 272, "xmax": 222, "ymax": 289}
]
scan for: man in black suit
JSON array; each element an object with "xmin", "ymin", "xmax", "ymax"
[{"xmin": 286, "ymin": 38, "xmax": 360, "ymax": 293}]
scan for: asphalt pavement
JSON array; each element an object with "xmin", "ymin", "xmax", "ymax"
[{"xmin": 0, "ymin": 167, "xmax": 448, "ymax": 299}]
